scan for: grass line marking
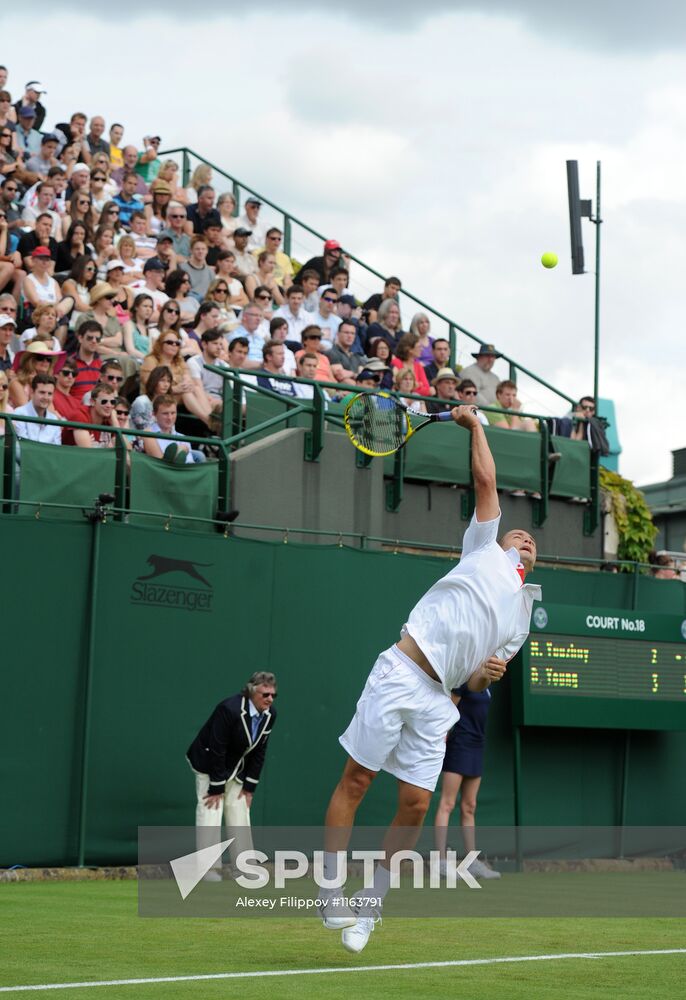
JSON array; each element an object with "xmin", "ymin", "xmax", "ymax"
[{"xmin": 1, "ymin": 948, "xmax": 685, "ymax": 992}]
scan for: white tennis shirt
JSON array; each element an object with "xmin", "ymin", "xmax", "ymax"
[{"xmin": 402, "ymin": 511, "xmax": 542, "ymax": 695}]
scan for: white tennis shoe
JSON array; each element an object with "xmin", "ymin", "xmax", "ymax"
[
  {"xmin": 318, "ymin": 890, "xmax": 358, "ymax": 930},
  {"xmin": 341, "ymin": 911, "xmax": 381, "ymax": 953},
  {"xmin": 468, "ymin": 858, "xmax": 501, "ymax": 880}
]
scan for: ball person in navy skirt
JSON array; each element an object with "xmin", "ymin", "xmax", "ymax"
[{"xmin": 434, "ymin": 683, "xmax": 501, "ymax": 879}]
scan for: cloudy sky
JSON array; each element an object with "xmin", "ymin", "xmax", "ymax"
[{"xmin": 4, "ymin": 2, "xmax": 685, "ymax": 484}]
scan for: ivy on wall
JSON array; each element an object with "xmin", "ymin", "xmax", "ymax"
[{"xmin": 600, "ymin": 466, "xmax": 657, "ymax": 567}]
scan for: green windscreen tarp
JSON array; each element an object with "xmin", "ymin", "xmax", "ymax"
[
  {"xmin": 129, "ymin": 452, "xmax": 218, "ymax": 532},
  {"xmin": 18, "ymin": 439, "xmax": 116, "ymax": 518},
  {"xmin": 549, "ymin": 435, "xmax": 591, "ymax": 499}
]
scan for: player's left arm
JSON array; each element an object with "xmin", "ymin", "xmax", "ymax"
[
  {"xmin": 453, "ymin": 407, "xmax": 499, "ymax": 522},
  {"xmin": 467, "ymin": 656, "xmax": 507, "ymax": 691}
]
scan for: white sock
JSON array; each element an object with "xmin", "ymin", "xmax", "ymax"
[
  {"xmin": 323, "ymin": 851, "xmax": 344, "ymax": 885},
  {"xmin": 371, "ymin": 863, "xmax": 392, "ymax": 905}
]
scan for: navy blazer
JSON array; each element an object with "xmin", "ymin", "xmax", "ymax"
[{"xmin": 187, "ymin": 693, "xmax": 276, "ymax": 795}]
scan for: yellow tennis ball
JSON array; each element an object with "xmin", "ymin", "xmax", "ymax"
[{"xmin": 541, "ymin": 252, "xmax": 558, "ymax": 269}]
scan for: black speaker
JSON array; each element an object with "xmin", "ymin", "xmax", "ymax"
[{"xmin": 566, "ymin": 160, "xmax": 585, "ymax": 275}]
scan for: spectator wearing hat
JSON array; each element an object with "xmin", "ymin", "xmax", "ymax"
[
  {"xmin": 327, "ymin": 320, "xmax": 366, "ymax": 383},
  {"xmin": 230, "ymin": 228, "xmax": 258, "ymax": 279},
  {"xmin": 13, "ymin": 373, "xmax": 62, "ymax": 445},
  {"xmin": 299, "ymin": 239, "xmax": 348, "ymax": 286},
  {"xmin": 426, "ymin": 368, "xmax": 460, "ymax": 413},
  {"xmin": 15, "ymin": 106, "xmax": 42, "ymax": 160},
  {"xmin": 336, "ymin": 293, "xmax": 365, "ymax": 354},
  {"xmin": 9, "ymin": 342, "xmax": 65, "ymax": 408},
  {"xmin": 74, "ymin": 283, "xmax": 132, "ymax": 372},
  {"xmin": 235, "ymin": 196, "xmax": 266, "ymax": 251},
  {"xmin": 253, "ymin": 227, "xmax": 294, "ymax": 287},
  {"xmin": 457, "ymin": 343, "xmax": 502, "ymax": 407},
  {"xmin": 22, "ymin": 245, "xmax": 74, "ymax": 319},
  {"xmin": 112, "ymin": 146, "xmax": 148, "ymax": 197},
  {"xmin": 145, "ymin": 179, "xmax": 173, "ymax": 236},
  {"xmin": 151, "ymin": 233, "xmax": 178, "ymax": 274},
  {"xmin": 185, "ymin": 186, "xmax": 221, "ymax": 236},
  {"xmin": 0, "ymin": 313, "xmax": 17, "ymax": 371},
  {"xmin": 14, "ymin": 82, "xmax": 47, "ymax": 132},
  {"xmin": 130, "ymin": 258, "xmax": 169, "ymax": 320},
  {"xmin": 64, "ymin": 163, "xmax": 91, "ymax": 201},
  {"xmin": 159, "ymin": 203, "xmax": 191, "ymax": 260},
  {"xmin": 294, "ymin": 326, "xmax": 336, "ymax": 388},
  {"xmin": 69, "ymin": 321, "xmax": 104, "ymax": 401},
  {"xmin": 363, "ymin": 276, "xmax": 402, "ymax": 325},
  {"xmin": 338, "ymin": 357, "xmax": 389, "ymax": 405},
  {"xmin": 25, "ymin": 134, "xmax": 61, "ymax": 180}
]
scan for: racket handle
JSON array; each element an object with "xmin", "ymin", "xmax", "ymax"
[{"xmin": 435, "ymin": 410, "xmax": 454, "ymax": 422}]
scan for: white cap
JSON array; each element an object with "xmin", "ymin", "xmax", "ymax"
[
  {"xmin": 0, "ymin": 315, "xmax": 17, "ymax": 328},
  {"xmin": 25, "ymin": 81, "xmax": 47, "ymax": 94},
  {"xmin": 106, "ymin": 259, "xmax": 125, "ymax": 272},
  {"xmin": 71, "ymin": 163, "xmax": 90, "ymax": 174}
]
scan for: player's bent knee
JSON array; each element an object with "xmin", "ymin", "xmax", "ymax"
[{"xmin": 341, "ymin": 759, "xmax": 376, "ymax": 800}]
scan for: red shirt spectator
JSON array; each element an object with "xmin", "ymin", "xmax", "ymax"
[{"xmin": 70, "ymin": 321, "xmax": 103, "ymax": 401}]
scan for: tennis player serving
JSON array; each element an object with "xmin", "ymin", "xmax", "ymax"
[{"xmin": 320, "ymin": 403, "xmax": 542, "ymax": 952}]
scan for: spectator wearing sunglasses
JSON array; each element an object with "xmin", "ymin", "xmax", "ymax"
[
  {"xmin": 571, "ymin": 396, "xmax": 596, "ymax": 439},
  {"xmin": 65, "ymin": 381, "xmax": 130, "ymax": 449},
  {"xmin": 81, "ymin": 358, "xmax": 125, "ymax": 405},
  {"xmin": 315, "ymin": 289, "xmax": 342, "ymax": 350},
  {"xmin": 1, "ymin": 177, "xmax": 23, "ymax": 233},
  {"xmin": 0, "ymin": 311, "xmax": 17, "ymax": 371},
  {"xmin": 69, "ymin": 321, "xmax": 104, "ymax": 401},
  {"xmin": 253, "ymin": 227, "xmax": 294, "ymax": 287},
  {"xmin": 159, "ymin": 203, "xmax": 191, "ymax": 260},
  {"xmin": 457, "ymin": 379, "xmax": 488, "ymax": 425},
  {"xmin": 52, "ymin": 359, "xmax": 89, "ymax": 426}
]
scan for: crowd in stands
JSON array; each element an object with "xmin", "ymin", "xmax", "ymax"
[{"xmin": 0, "ymin": 67, "xmax": 600, "ymax": 469}]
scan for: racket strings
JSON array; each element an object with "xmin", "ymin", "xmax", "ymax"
[{"xmin": 345, "ymin": 394, "xmax": 408, "ymax": 455}]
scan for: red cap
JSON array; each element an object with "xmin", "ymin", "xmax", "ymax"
[
  {"xmin": 324, "ymin": 239, "xmax": 341, "ymax": 251},
  {"xmin": 31, "ymin": 246, "xmax": 52, "ymax": 258}
]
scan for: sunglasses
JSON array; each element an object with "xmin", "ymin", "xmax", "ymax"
[
  {"xmin": 164, "ymin": 308, "xmax": 180, "ymax": 315},
  {"xmin": 83, "ymin": 335, "xmax": 102, "ymax": 342},
  {"xmin": 99, "ymin": 399, "xmax": 116, "ymax": 406},
  {"xmin": 116, "ymin": 409, "xmax": 129, "ymax": 417},
  {"xmin": 260, "ymin": 692, "xmax": 277, "ymax": 699},
  {"xmin": 214, "ymin": 287, "xmax": 228, "ymax": 294},
  {"xmin": 105, "ymin": 374, "xmax": 124, "ymax": 382},
  {"xmin": 581, "ymin": 405, "xmax": 595, "ymax": 412},
  {"xmin": 107, "ymin": 209, "xmax": 120, "ymax": 215},
  {"xmin": 163, "ymin": 339, "xmax": 181, "ymax": 346},
  {"xmin": 461, "ymin": 389, "xmax": 477, "ymax": 396},
  {"xmin": 60, "ymin": 369, "xmax": 77, "ymax": 377},
  {"xmin": 322, "ymin": 297, "xmax": 337, "ymax": 304},
  {"xmin": 78, "ymin": 200, "xmax": 90, "ymax": 207},
  {"xmin": 168, "ymin": 214, "xmax": 185, "ymax": 219},
  {"xmin": 92, "ymin": 175, "xmax": 106, "ymax": 182},
  {"xmin": 305, "ymin": 334, "xmax": 322, "ymax": 341},
  {"xmin": 256, "ymin": 293, "xmax": 271, "ymax": 300}
]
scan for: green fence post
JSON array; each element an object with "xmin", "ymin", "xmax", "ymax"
[
  {"xmin": 113, "ymin": 432, "xmax": 127, "ymax": 520},
  {"xmin": 217, "ymin": 444, "xmax": 231, "ymax": 517},
  {"xmin": 76, "ymin": 505, "xmax": 104, "ymax": 867},
  {"xmin": 232, "ymin": 180, "xmax": 240, "ymax": 213},
  {"xmin": 304, "ymin": 385, "xmax": 324, "ymax": 462},
  {"xmin": 584, "ymin": 451, "xmax": 600, "ymax": 535},
  {"xmin": 533, "ymin": 420, "xmax": 550, "ymax": 527},
  {"xmin": 449, "ymin": 323, "xmax": 457, "ymax": 368},
  {"xmin": 2, "ymin": 419, "xmax": 17, "ymax": 513},
  {"xmin": 509, "ymin": 362, "xmax": 518, "ymax": 384},
  {"xmin": 284, "ymin": 215, "xmax": 292, "ymax": 256},
  {"xmin": 385, "ymin": 447, "xmax": 405, "ymax": 512},
  {"xmin": 181, "ymin": 149, "xmax": 190, "ymax": 187}
]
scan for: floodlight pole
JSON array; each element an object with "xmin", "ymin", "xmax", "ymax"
[{"xmin": 592, "ymin": 161, "xmax": 602, "ymax": 405}]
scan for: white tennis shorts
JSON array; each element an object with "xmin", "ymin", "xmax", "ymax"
[{"xmin": 339, "ymin": 644, "xmax": 459, "ymax": 791}]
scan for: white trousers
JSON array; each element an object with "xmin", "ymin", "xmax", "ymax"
[{"xmin": 193, "ymin": 769, "xmax": 253, "ymax": 867}]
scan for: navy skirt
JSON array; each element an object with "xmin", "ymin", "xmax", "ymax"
[{"xmin": 442, "ymin": 740, "xmax": 484, "ymax": 778}]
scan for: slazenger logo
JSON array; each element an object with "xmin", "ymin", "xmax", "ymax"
[{"xmin": 130, "ymin": 555, "xmax": 213, "ymax": 612}]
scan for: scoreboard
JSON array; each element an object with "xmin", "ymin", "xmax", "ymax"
[{"xmin": 511, "ymin": 604, "xmax": 686, "ymax": 730}]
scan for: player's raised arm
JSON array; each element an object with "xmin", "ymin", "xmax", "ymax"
[{"xmin": 452, "ymin": 405, "xmax": 499, "ymax": 522}]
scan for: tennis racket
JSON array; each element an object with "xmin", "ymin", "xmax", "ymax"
[{"xmin": 343, "ymin": 392, "xmax": 459, "ymax": 457}]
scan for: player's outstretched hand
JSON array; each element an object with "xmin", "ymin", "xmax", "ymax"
[
  {"xmin": 483, "ymin": 656, "xmax": 507, "ymax": 682},
  {"xmin": 452, "ymin": 403, "xmax": 480, "ymax": 429}
]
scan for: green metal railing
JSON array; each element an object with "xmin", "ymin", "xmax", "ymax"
[
  {"xmin": 161, "ymin": 146, "xmax": 577, "ymax": 409},
  {"xmin": 1, "ymin": 368, "xmax": 598, "ymax": 529}
]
